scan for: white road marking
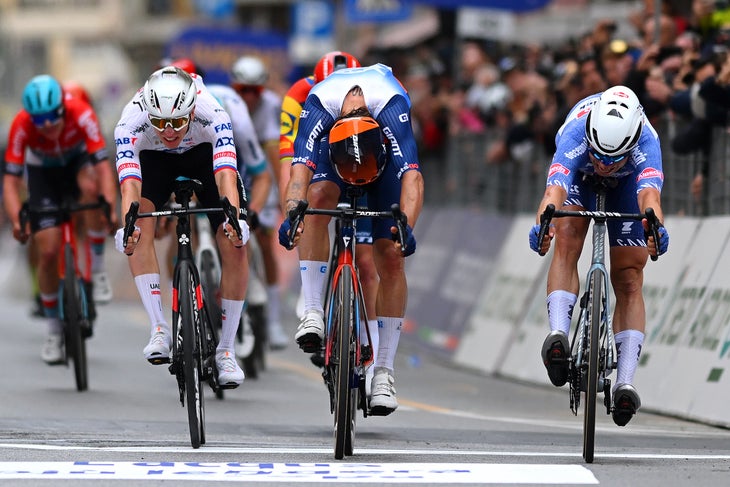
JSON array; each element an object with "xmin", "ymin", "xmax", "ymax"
[
  {"xmin": 0, "ymin": 443, "xmax": 729, "ymax": 460},
  {"xmin": 0, "ymin": 461, "xmax": 599, "ymax": 484}
]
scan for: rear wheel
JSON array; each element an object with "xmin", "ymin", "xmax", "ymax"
[
  {"xmin": 179, "ymin": 267, "xmax": 205, "ymax": 449},
  {"xmin": 333, "ymin": 266, "xmax": 356, "ymax": 459},
  {"xmin": 243, "ymin": 304, "xmax": 267, "ymax": 378},
  {"xmin": 583, "ymin": 271, "xmax": 602, "ymax": 463},
  {"xmin": 63, "ymin": 244, "xmax": 87, "ymax": 392}
]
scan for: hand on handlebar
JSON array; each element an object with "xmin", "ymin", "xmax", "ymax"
[
  {"xmin": 529, "ymin": 223, "xmax": 555, "ymax": 254},
  {"xmin": 14, "ymin": 203, "xmax": 31, "ymax": 244},
  {"xmin": 391, "ymin": 223, "xmax": 417, "ymax": 256},
  {"xmin": 279, "ymin": 200, "xmax": 308, "ymax": 250},
  {"xmin": 115, "ymin": 225, "xmax": 140, "ymax": 255},
  {"xmin": 642, "ymin": 219, "xmax": 669, "ymax": 259},
  {"xmin": 224, "ymin": 217, "xmax": 250, "ymax": 248}
]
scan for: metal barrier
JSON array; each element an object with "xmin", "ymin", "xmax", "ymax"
[{"xmin": 431, "ymin": 116, "xmax": 729, "ymax": 217}]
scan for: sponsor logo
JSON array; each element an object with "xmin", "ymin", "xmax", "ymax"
[
  {"xmin": 115, "ymin": 137, "xmax": 137, "ymax": 146},
  {"xmin": 548, "ymin": 163, "xmax": 570, "ymax": 177},
  {"xmin": 214, "ymin": 122, "xmax": 232, "ymax": 132},
  {"xmin": 637, "ymin": 167, "xmax": 663, "ymax": 182},
  {"xmin": 117, "ymin": 162, "xmax": 138, "ymax": 172},
  {"xmin": 116, "ymin": 150, "xmax": 134, "ymax": 161},
  {"xmin": 382, "ymin": 126, "xmax": 402, "ymax": 157},
  {"xmin": 215, "ymin": 136, "xmax": 235, "ymax": 147},
  {"xmin": 398, "ymin": 113, "xmax": 409, "ymax": 123},
  {"xmin": 214, "ymin": 151, "xmax": 236, "ymax": 160},
  {"xmin": 306, "ymin": 120, "xmax": 324, "ymax": 152}
]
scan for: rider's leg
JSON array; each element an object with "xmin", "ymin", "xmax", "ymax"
[
  {"xmin": 609, "ymin": 246, "xmax": 649, "ymax": 386},
  {"xmin": 541, "ymin": 211, "xmax": 589, "ymax": 387},
  {"xmin": 77, "ymin": 164, "xmax": 112, "ymax": 302},
  {"xmin": 216, "ymin": 222, "xmax": 248, "ymax": 387},
  {"xmin": 293, "ymin": 181, "xmax": 339, "ymax": 350},
  {"xmin": 34, "ymin": 227, "xmax": 64, "ymax": 364}
]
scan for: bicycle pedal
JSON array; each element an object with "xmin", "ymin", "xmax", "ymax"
[
  {"xmin": 218, "ymin": 382, "xmax": 240, "ymax": 390},
  {"xmin": 297, "ymin": 335, "xmax": 322, "ymax": 354}
]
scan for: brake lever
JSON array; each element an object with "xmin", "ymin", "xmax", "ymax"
[
  {"xmin": 286, "ymin": 200, "xmax": 309, "ymax": 250},
  {"xmin": 537, "ymin": 204, "xmax": 556, "ymax": 257},
  {"xmin": 122, "ymin": 201, "xmax": 140, "ymax": 248}
]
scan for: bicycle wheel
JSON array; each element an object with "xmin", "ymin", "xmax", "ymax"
[
  {"xmin": 243, "ymin": 303, "xmax": 267, "ymax": 378},
  {"xmin": 62, "ymin": 244, "xmax": 88, "ymax": 392},
  {"xmin": 178, "ymin": 265, "xmax": 205, "ymax": 448},
  {"xmin": 333, "ymin": 266, "xmax": 356, "ymax": 459},
  {"xmin": 583, "ymin": 270, "xmax": 603, "ymax": 463},
  {"xmin": 199, "ymin": 250, "xmax": 223, "ymax": 400}
]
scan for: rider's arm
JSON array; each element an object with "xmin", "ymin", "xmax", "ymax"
[
  {"xmin": 119, "ymin": 178, "xmax": 142, "ymax": 221},
  {"xmin": 400, "ymin": 170, "xmax": 424, "ymax": 229},
  {"xmin": 535, "ymin": 184, "xmax": 568, "ymax": 223},
  {"xmin": 283, "ymin": 163, "xmax": 313, "ymax": 215},
  {"xmin": 94, "ymin": 157, "xmax": 120, "ymax": 228},
  {"xmin": 637, "ymin": 186, "xmax": 664, "ymax": 223},
  {"xmin": 2, "ymin": 173, "xmax": 25, "ymax": 241}
]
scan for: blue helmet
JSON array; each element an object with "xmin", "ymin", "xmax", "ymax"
[{"xmin": 22, "ymin": 75, "xmax": 63, "ymax": 115}]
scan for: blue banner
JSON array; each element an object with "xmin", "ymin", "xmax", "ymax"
[
  {"xmin": 412, "ymin": 0, "xmax": 551, "ymax": 11},
  {"xmin": 345, "ymin": 0, "xmax": 412, "ymax": 23},
  {"xmin": 166, "ymin": 27, "xmax": 289, "ymax": 85}
]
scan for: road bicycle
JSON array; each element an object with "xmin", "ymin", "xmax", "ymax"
[
  {"xmin": 285, "ymin": 187, "xmax": 408, "ymax": 459},
  {"xmin": 20, "ymin": 196, "xmax": 110, "ymax": 392},
  {"xmin": 536, "ymin": 174, "xmax": 661, "ymax": 463},
  {"xmin": 122, "ymin": 176, "xmax": 243, "ymax": 449}
]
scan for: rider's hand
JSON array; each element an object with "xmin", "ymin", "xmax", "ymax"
[
  {"xmin": 115, "ymin": 225, "xmax": 140, "ymax": 255},
  {"xmin": 223, "ymin": 218, "xmax": 250, "ymax": 248},
  {"xmin": 391, "ymin": 223, "xmax": 417, "ymax": 256},
  {"xmin": 12, "ymin": 221, "xmax": 29, "ymax": 244},
  {"xmin": 278, "ymin": 218, "xmax": 296, "ymax": 248},
  {"xmin": 529, "ymin": 223, "xmax": 554, "ymax": 254},
  {"xmin": 643, "ymin": 221, "xmax": 669, "ymax": 257}
]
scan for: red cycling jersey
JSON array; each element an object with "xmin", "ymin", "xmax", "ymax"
[{"xmin": 4, "ymin": 96, "xmax": 108, "ymax": 177}]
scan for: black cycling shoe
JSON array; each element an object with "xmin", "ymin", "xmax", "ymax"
[
  {"xmin": 612, "ymin": 383, "xmax": 641, "ymax": 427},
  {"xmin": 541, "ymin": 330, "xmax": 570, "ymax": 387}
]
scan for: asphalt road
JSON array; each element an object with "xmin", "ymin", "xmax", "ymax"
[{"xmin": 1, "ymin": 268, "xmax": 730, "ymax": 485}]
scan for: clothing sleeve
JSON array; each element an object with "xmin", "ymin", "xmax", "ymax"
[
  {"xmin": 3, "ymin": 113, "xmax": 28, "ymax": 176},
  {"xmin": 376, "ymin": 95, "xmax": 420, "ymax": 179},
  {"xmin": 291, "ymin": 95, "xmax": 335, "ymax": 172}
]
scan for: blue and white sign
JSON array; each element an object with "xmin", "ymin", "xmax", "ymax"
[
  {"xmin": 345, "ymin": 0, "xmax": 412, "ymax": 23},
  {"xmin": 289, "ymin": 0, "xmax": 336, "ymax": 65},
  {"xmin": 193, "ymin": 0, "xmax": 235, "ymax": 19}
]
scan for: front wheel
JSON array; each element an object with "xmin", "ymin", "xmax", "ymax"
[
  {"xmin": 333, "ymin": 266, "xmax": 357, "ymax": 459},
  {"xmin": 583, "ymin": 271, "xmax": 603, "ymax": 463},
  {"xmin": 62, "ymin": 244, "xmax": 87, "ymax": 392},
  {"xmin": 179, "ymin": 266, "xmax": 205, "ymax": 449}
]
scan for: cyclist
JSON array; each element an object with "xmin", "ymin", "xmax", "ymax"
[
  {"xmin": 3, "ymin": 74, "xmax": 117, "ymax": 364},
  {"xmin": 113, "ymin": 66, "xmax": 249, "ymax": 388},
  {"xmin": 529, "ymin": 85, "xmax": 669, "ymax": 427},
  {"xmin": 230, "ymin": 55, "xmax": 288, "ymax": 350},
  {"xmin": 278, "ymin": 51, "xmax": 381, "ymax": 386},
  {"xmin": 279, "ymin": 63, "xmax": 424, "ymax": 416}
]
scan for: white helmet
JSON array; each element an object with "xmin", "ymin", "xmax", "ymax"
[
  {"xmin": 142, "ymin": 66, "xmax": 196, "ymax": 118},
  {"xmin": 585, "ymin": 85, "xmax": 644, "ymax": 160},
  {"xmin": 231, "ymin": 56, "xmax": 268, "ymax": 85}
]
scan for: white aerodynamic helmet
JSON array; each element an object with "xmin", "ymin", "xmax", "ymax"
[
  {"xmin": 231, "ymin": 56, "xmax": 268, "ymax": 85},
  {"xmin": 142, "ymin": 66, "xmax": 196, "ymax": 119},
  {"xmin": 585, "ymin": 85, "xmax": 644, "ymax": 161}
]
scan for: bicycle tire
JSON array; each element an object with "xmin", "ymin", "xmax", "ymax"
[
  {"xmin": 179, "ymin": 266, "xmax": 205, "ymax": 449},
  {"xmin": 63, "ymin": 244, "xmax": 88, "ymax": 392},
  {"xmin": 245, "ymin": 303, "xmax": 267, "ymax": 376},
  {"xmin": 583, "ymin": 270, "xmax": 602, "ymax": 463},
  {"xmin": 333, "ymin": 266, "xmax": 356, "ymax": 459},
  {"xmin": 199, "ymin": 250, "xmax": 224, "ymax": 400}
]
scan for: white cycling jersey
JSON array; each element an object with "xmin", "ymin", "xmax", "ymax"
[
  {"xmin": 207, "ymin": 83, "xmax": 267, "ymax": 179},
  {"xmin": 114, "ymin": 73, "xmax": 237, "ymax": 185}
]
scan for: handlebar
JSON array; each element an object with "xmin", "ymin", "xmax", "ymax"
[
  {"xmin": 536, "ymin": 204, "xmax": 662, "ymax": 260},
  {"xmin": 19, "ymin": 196, "xmax": 112, "ymax": 239},
  {"xmin": 121, "ymin": 197, "xmax": 242, "ymax": 250},
  {"xmin": 284, "ymin": 199, "xmax": 410, "ymax": 255}
]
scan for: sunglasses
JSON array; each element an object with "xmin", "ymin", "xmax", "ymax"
[
  {"xmin": 31, "ymin": 106, "xmax": 64, "ymax": 126},
  {"xmin": 589, "ymin": 148, "xmax": 627, "ymax": 165},
  {"xmin": 232, "ymin": 84, "xmax": 263, "ymax": 95},
  {"xmin": 148, "ymin": 114, "xmax": 190, "ymax": 132}
]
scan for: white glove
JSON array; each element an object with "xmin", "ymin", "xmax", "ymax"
[
  {"xmin": 224, "ymin": 218, "xmax": 250, "ymax": 247},
  {"xmin": 114, "ymin": 226, "xmax": 140, "ymax": 254}
]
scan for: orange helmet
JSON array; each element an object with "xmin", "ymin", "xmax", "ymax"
[
  {"xmin": 314, "ymin": 51, "xmax": 360, "ymax": 83},
  {"xmin": 63, "ymin": 81, "xmax": 92, "ymax": 105},
  {"xmin": 329, "ymin": 116, "xmax": 385, "ymax": 185}
]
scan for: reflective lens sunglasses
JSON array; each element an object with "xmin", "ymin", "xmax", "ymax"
[
  {"xmin": 589, "ymin": 148, "xmax": 627, "ymax": 165},
  {"xmin": 148, "ymin": 114, "xmax": 190, "ymax": 132},
  {"xmin": 31, "ymin": 106, "xmax": 64, "ymax": 126}
]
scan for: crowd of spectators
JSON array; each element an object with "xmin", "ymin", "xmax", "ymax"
[{"xmin": 362, "ymin": 0, "xmax": 730, "ymax": 211}]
